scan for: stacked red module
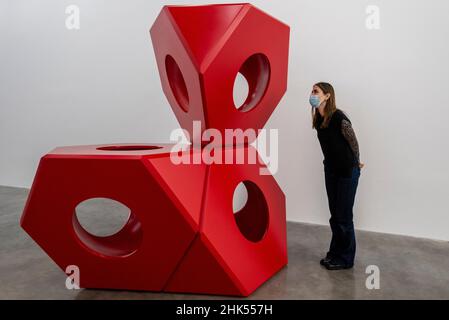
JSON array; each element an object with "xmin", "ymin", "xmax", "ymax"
[{"xmin": 20, "ymin": 3, "xmax": 290, "ymax": 297}]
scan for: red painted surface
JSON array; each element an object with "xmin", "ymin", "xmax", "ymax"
[
  {"xmin": 150, "ymin": 3, "xmax": 290, "ymax": 144},
  {"xmin": 21, "ymin": 145, "xmax": 206, "ymax": 291},
  {"xmin": 164, "ymin": 146, "xmax": 287, "ymax": 296},
  {"xmin": 21, "ymin": 3, "xmax": 289, "ymax": 297}
]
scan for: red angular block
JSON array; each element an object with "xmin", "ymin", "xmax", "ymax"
[
  {"xmin": 165, "ymin": 146, "xmax": 287, "ymax": 296},
  {"xmin": 150, "ymin": 3, "xmax": 290, "ymax": 143},
  {"xmin": 20, "ymin": 144, "xmax": 207, "ymax": 291}
]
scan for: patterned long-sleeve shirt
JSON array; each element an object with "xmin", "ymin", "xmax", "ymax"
[{"xmin": 341, "ymin": 119, "xmax": 360, "ymax": 164}]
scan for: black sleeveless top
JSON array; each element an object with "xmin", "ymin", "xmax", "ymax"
[{"xmin": 316, "ymin": 109, "xmax": 358, "ymax": 177}]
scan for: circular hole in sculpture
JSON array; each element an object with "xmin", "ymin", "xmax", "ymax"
[
  {"xmin": 233, "ymin": 72, "xmax": 249, "ymax": 109},
  {"xmin": 97, "ymin": 145, "xmax": 161, "ymax": 151},
  {"xmin": 73, "ymin": 198, "xmax": 143, "ymax": 257},
  {"xmin": 165, "ymin": 55, "xmax": 189, "ymax": 112},
  {"xmin": 232, "ymin": 181, "xmax": 269, "ymax": 243},
  {"xmin": 233, "ymin": 53, "xmax": 270, "ymax": 112},
  {"xmin": 233, "ymin": 181, "xmax": 248, "ymax": 213}
]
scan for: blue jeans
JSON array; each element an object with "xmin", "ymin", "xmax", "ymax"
[{"xmin": 324, "ymin": 165, "xmax": 360, "ymax": 266}]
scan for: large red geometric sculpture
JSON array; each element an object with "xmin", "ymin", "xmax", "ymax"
[
  {"xmin": 20, "ymin": 3, "xmax": 289, "ymax": 297},
  {"xmin": 21, "ymin": 144, "xmax": 206, "ymax": 291},
  {"xmin": 150, "ymin": 3, "xmax": 290, "ymax": 144},
  {"xmin": 164, "ymin": 146, "xmax": 287, "ymax": 296}
]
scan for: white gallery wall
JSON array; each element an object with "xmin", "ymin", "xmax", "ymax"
[{"xmin": 1, "ymin": 0, "xmax": 449, "ymax": 241}]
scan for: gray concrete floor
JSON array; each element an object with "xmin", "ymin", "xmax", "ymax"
[{"xmin": 1, "ymin": 185, "xmax": 448, "ymax": 300}]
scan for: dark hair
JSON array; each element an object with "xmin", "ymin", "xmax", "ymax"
[{"xmin": 312, "ymin": 82, "xmax": 338, "ymax": 129}]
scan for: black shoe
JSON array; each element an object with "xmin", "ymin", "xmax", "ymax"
[
  {"xmin": 319, "ymin": 254, "xmax": 333, "ymax": 266},
  {"xmin": 324, "ymin": 260, "xmax": 353, "ymax": 270}
]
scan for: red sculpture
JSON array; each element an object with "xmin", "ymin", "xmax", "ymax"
[
  {"xmin": 150, "ymin": 3, "xmax": 290, "ymax": 144},
  {"xmin": 20, "ymin": 3, "xmax": 289, "ymax": 297}
]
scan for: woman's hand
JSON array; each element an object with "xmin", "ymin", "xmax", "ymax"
[{"xmin": 358, "ymin": 162, "xmax": 365, "ymax": 169}]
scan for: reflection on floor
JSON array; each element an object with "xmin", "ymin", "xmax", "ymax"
[{"xmin": 1, "ymin": 185, "xmax": 448, "ymax": 300}]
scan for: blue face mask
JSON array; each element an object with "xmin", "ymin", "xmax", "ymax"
[{"xmin": 309, "ymin": 95, "xmax": 321, "ymax": 108}]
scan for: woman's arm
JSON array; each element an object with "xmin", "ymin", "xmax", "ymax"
[{"xmin": 341, "ymin": 119, "xmax": 360, "ymax": 164}]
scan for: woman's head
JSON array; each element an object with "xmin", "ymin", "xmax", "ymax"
[{"xmin": 311, "ymin": 82, "xmax": 337, "ymax": 129}]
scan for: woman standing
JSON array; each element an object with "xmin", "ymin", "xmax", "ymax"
[{"xmin": 310, "ymin": 82, "xmax": 364, "ymax": 270}]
